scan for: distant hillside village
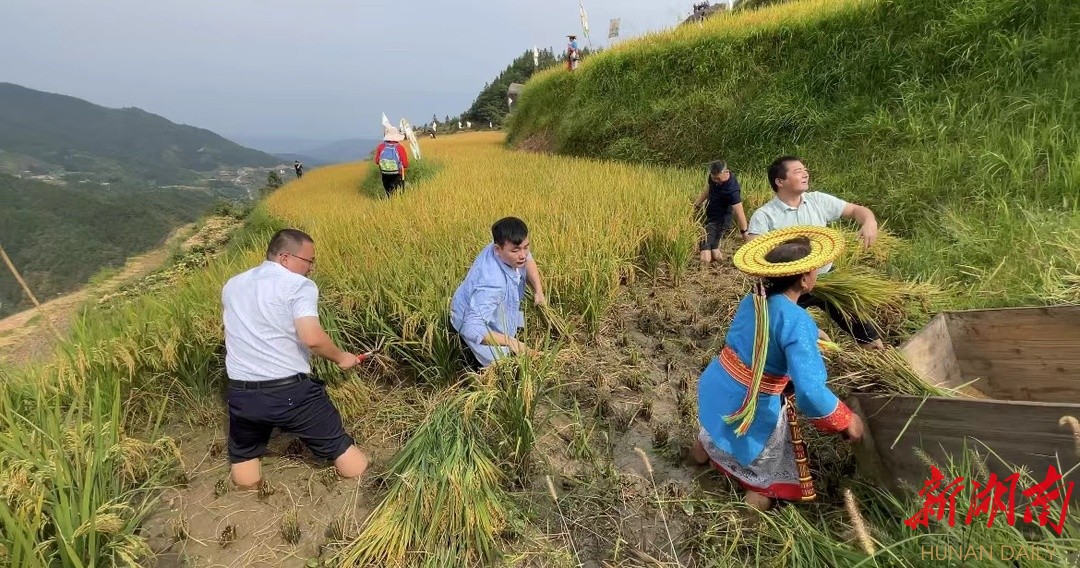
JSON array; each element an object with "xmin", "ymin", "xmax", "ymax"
[{"xmin": 8, "ymin": 163, "xmax": 285, "ymax": 195}]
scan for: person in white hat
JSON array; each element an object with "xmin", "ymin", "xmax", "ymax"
[
  {"xmin": 566, "ymin": 35, "xmax": 581, "ymax": 71},
  {"xmin": 374, "ymin": 128, "xmax": 409, "ymax": 197}
]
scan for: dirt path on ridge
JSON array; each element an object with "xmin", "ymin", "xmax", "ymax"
[{"xmin": 0, "ymin": 217, "xmax": 237, "ymax": 368}]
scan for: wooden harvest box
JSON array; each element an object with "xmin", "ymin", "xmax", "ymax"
[{"xmin": 848, "ymin": 305, "xmax": 1080, "ymax": 499}]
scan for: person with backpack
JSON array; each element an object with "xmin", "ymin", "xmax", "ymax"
[
  {"xmin": 293, "ymin": 160, "xmax": 304, "ymax": 179},
  {"xmin": 374, "ymin": 128, "xmax": 409, "ymax": 197}
]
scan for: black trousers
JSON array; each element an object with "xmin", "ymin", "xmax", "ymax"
[
  {"xmin": 226, "ymin": 377, "xmax": 353, "ymax": 463},
  {"xmin": 699, "ymin": 215, "xmax": 733, "ymax": 251},
  {"xmin": 797, "ymin": 292, "xmax": 880, "ymax": 344},
  {"xmin": 447, "ymin": 315, "xmax": 484, "ymax": 372},
  {"xmin": 381, "ymin": 173, "xmax": 404, "ymax": 196}
]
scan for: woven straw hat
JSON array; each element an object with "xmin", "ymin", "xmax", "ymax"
[{"xmin": 732, "ymin": 226, "xmax": 844, "ymax": 277}]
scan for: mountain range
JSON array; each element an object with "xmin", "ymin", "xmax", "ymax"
[
  {"xmin": 231, "ymin": 136, "xmax": 383, "ymax": 167},
  {"xmin": 0, "ymin": 82, "xmax": 284, "ymax": 319},
  {"xmin": 0, "ymin": 82, "xmax": 279, "ymax": 188}
]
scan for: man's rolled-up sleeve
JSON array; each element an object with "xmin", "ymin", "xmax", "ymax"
[{"xmin": 460, "ymin": 284, "xmax": 502, "ymax": 345}]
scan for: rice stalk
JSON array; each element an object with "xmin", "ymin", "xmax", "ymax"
[
  {"xmin": 811, "ymin": 266, "xmax": 940, "ymax": 336},
  {"xmin": 281, "ymin": 508, "xmax": 301, "ymax": 545},
  {"xmin": 538, "ymin": 303, "xmax": 575, "ymax": 340},
  {"xmin": 544, "ymin": 475, "xmax": 583, "ymax": 567},
  {"xmin": 337, "ymin": 389, "xmax": 508, "ymax": 567},
  {"xmin": 842, "ymin": 488, "xmax": 876, "ymax": 556},
  {"xmin": 0, "ymin": 377, "xmax": 173, "ymax": 565},
  {"xmin": 831, "ymin": 347, "xmax": 946, "ymax": 396},
  {"xmin": 1059, "ymin": 415, "xmax": 1080, "ymax": 457},
  {"xmin": 635, "ymin": 447, "xmax": 681, "ymax": 567}
]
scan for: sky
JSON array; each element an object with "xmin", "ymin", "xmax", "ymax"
[{"xmin": 4, "ymin": 0, "xmax": 707, "ymax": 148}]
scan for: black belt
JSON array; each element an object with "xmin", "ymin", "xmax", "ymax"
[{"xmin": 228, "ymin": 373, "xmax": 312, "ymax": 390}]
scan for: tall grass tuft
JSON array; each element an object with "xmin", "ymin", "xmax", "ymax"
[
  {"xmin": 339, "ymin": 353, "xmax": 555, "ymax": 566},
  {"xmin": 508, "ymin": 0, "xmax": 1080, "ymax": 314},
  {"xmin": 0, "ymin": 375, "xmax": 177, "ymax": 566},
  {"xmin": 487, "ymin": 355, "xmax": 557, "ymax": 485},
  {"xmin": 338, "ymin": 388, "xmax": 509, "ymax": 567}
]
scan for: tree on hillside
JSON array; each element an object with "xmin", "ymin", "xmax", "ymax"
[{"xmin": 462, "ymin": 48, "xmax": 562, "ymax": 126}]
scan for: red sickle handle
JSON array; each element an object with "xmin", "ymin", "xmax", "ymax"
[{"xmin": 356, "ymin": 351, "xmax": 374, "ymax": 364}]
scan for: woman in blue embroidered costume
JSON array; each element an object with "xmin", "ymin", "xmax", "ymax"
[{"xmin": 691, "ymin": 226, "xmax": 864, "ymax": 511}]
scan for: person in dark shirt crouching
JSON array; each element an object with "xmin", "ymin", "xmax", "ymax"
[{"xmin": 692, "ymin": 160, "xmax": 749, "ymax": 266}]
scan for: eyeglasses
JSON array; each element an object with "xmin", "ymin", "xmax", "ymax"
[{"xmin": 282, "ymin": 253, "xmax": 316, "ymax": 266}]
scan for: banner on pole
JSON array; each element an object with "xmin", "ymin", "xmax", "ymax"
[
  {"xmin": 579, "ymin": 2, "xmax": 590, "ymax": 40},
  {"xmin": 608, "ymin": 18, "xmax": 620, "ymax": 39}
]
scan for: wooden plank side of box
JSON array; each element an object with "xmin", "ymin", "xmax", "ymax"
[
  {"xmin": 945, "ymin": 305, "xmax": 1080, "ymax": 404},
  {"xmin": 899, "ymin": 313, "xmax": 967, "ymax": 391},
  {"xmin": 852, "ymin": 393, "xmax": 1080, "ymax": 500}
]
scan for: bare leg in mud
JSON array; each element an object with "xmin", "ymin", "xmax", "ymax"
[
  {"xmin": 690, "ymin": 436, "xmax": 710, "ymax": 465},
  {"xmin": 691, "ymin": 435, "xmax": 775, "ymax": 513},
  {"xmin": 744, "ymin": 490, "xmax": 773, "ymax": 512}
]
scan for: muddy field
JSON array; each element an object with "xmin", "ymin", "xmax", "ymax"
[{"xmin": 137, "ymin": 237, "xmax": 864, "ymax": 567}]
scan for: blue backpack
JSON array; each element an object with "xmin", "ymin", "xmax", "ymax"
[{"xmin": 378, "ymin": 144, "xmax": 401, "ymax": 174}]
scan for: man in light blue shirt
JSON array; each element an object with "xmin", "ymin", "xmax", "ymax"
[
  {"xmin": 747, "ymin": 156, "xmax": 884, "ymax": 349},
  {"xmin": 450, "ymin": 217, "xmax": 547, "ymax": 368}
]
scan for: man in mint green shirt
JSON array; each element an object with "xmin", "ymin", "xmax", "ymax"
[{"xmin": 747, "ymin": 156, "xmax": 884, "ymax": 349}]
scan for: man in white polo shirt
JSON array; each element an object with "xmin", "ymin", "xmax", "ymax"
[
  {"xmin": 222, "ymin": 228, "xmax": 370, "ymax": 489},
  {"xmin": 747, "ymin": 156, "xmax": 885, "ymax": 349}
]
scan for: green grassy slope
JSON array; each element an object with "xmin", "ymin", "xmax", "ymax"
[{"xmin": 508, "ymin": 0, "xmax": 1080, "ymax": 305}]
